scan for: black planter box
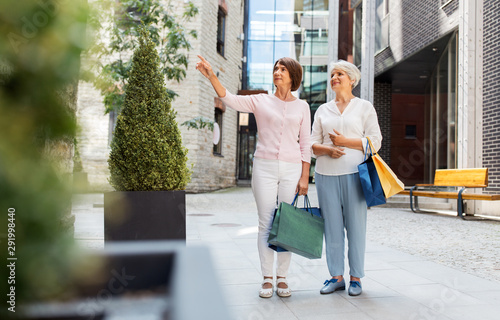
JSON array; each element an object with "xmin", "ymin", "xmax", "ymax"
[{"xmin": 104, "ymin": 191, "xmax": 186, "ymax": 242}]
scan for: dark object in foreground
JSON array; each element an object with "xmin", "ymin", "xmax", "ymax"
[{"xmin": 20, "ymin": 241, "xmax": 231, "ymax": 320}]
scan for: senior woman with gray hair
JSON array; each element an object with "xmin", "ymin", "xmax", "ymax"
[{"xmin": 311, "ymin": 60, "xmax": 382, "ymax": 296}]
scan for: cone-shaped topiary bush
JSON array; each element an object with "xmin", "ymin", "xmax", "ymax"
[{"xmin": 108, "ymin": 26, "xmax": 190, "ymax": 191}]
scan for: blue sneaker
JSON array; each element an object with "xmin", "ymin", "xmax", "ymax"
[
  {"xmin": 348, "ymin": 280, "xmax": 362, "ymax": 296},
  {"xmin": 320, "ymin": 278, "xmax": 345, "ymax": 294}
]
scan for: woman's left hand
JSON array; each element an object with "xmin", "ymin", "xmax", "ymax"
[
  {"xmin": 329, "ymin": 129, "xmax": 346, "ymax": 146},
  {"xmin": 295, "ymin": 176, "xmax": 309, "ymax": 196},
  {"xmin": 196, "ymin": 55, "xmax": 215, "ymax": 79}
]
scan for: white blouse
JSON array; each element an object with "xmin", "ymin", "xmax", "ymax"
[{"xmin": 311, "ymin": 97, "xmax": 382, "ymax": 176}]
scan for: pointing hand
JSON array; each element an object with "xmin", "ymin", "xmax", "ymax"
[{"xmin": 196, "ymin": 55, "xmax": 214, "ymax": 79}]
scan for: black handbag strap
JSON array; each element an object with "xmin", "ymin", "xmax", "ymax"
[
  {"xmin": 303, "ymin": 195, "xmax": 312, "ymax": 210},
  {"xmin": 291, "ymin": 192, "xmax": 314, "ymax": 214}
]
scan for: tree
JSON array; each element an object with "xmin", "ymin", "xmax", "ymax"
[
  {"xmin": 0, "ymin": 0, "xmax": 91, "ymax": 314},
  {"xmin": 87, "ymin": 0, "xmax": 198, "ymax": 114},
  {"xmin": 108, "ymin": 25, "xmax": 190, "ymax": 191}
]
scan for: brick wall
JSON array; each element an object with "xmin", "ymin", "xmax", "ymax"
[
  {"xmin": 76, "ymin": 82, "xmax": 112, "ymax": 191},
  {"xmin": 76, "ymin": 0, "xmax": 245, "ymax": 192},
  {"xmin": 373, "ymin": 82, "xmax": 392, "ymax": 164},
  {"xmin": 175, "ymin": 0, "xmax": 244, "ymax": 192},
  {"xmin": 76, "ymin": 2, "xmax": 116, "ymax": 191},
  {"xmin": 375, "ymin": 0, "xmax": 459, "ymax": 75},
  {"xmin": 482, "ymin": 0, "xmax": 500, "ymax": 192}
]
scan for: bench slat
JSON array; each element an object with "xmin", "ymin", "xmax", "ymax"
[
  {"xmin": 433, "ymin": 168, "xmax": 488, "ymax": 187},
  {"xmin": 408, "ymin": 191, "xmax": 500, "ymax": 201},
  {"xmin": 462, "ymin": 194, "xmax": 500, "ymax": 201},
  {"xmin": 410, "ymin": 191, "xmax": 461, "ymax": 199}
]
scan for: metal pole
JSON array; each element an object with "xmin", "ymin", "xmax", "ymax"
[{"xmin": 327, "ymin": 0, "xmax": 339, "ymax": 102}]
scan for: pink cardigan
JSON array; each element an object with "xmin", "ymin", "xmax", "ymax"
[{"xmin": 221, "ymin": 90, "xmax": 311, "ymax": 163}]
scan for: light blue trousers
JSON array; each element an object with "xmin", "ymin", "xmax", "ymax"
[{"xmin": 315, "ymin": 172, "xmax": 367, "ymax": 278}]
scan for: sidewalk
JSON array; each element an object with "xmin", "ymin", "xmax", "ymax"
[{"xmin": 72, "ymin": 186, "xmax": 500, "ymax": 320}]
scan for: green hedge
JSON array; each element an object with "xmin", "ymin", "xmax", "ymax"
[{"xmin": 108, "ymin": 26, "xmax": 190, "ymax": 191}]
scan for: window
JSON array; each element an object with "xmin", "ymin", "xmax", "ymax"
[
  {"xmin": 375, "ymin": 0, "xmax": 389, "ymax": 53},
  {"xmin": 300, "ymin": 65, "xmax": 328, "ymax": 109},
  {"xmin": 217, "ymin": 8, "xmax": 226, "ymax": 56},
  {"xmin": 108, "ymin": 110, "xmax": 118, "ymax": 146},
  {"xmin": 303, "ymin": 30, "xmax": 329, "ymax": 56},
  {"xmin": 353, "ymin": 4, "xmax": 363, "ymax": 66},
  {"xmin": 213, "ymin": 97, "xmax": 225, "ymax": 155},
  {"xmin": 405, "ymin": 125, "xmax": 417, "ymax": 139},
  {"xmin": 213, "ymin": 108, "xmax": 223, "ymax": 155},
  {"xmin": 115, "ymin": 2, "xmax": 145, "ymax": 28}
]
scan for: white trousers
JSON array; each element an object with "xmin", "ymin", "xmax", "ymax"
[{"xmin": 251, "ymin": 158, "xmax": 302, "ymax": 277}]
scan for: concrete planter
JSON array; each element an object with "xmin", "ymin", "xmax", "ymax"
[{"xmin": 104, "ymin": 191, "xmax": 186, "ymax": 243}]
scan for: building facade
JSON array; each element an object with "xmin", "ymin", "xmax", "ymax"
[
  {"xmin": 77, "ymin": 0, "xmax": 500, "ymax": 216},
  {"xmin": 239, "ymin": 0, "xmax": 334, "ymax": 180},
  {"xmin": 77, "ymin": 0, "xmax": 245, "ymax": 192},
  {"xmin": 361, "ymin": 0, "xmax": 499, "ymax": 215}
]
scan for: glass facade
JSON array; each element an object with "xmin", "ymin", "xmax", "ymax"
[
  {"xmin": 245, "ymin": 0, "xmax": 330, "ymax": 111},
  {"xmin": 238, "ymin": 0, "xmax": 330, "ymax": 180},
  {"xmin": 375, "ymin": 0, "xmax": 389, "ymax": 54},
  {"xmin": 353, "ymin": 0, "xmax": 389, "ymax": 66},
  {"xmin": 426, "ymin": 32, "xmax": 457, "ymax": 181},
  {"xmin": 352, "ymin": 3, "xmax": 362, "ymax": 66}
]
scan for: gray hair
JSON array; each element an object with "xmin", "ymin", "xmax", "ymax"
[{"xmin": 329, "ymin": 60, "xmax": 361, "ymax": 88}]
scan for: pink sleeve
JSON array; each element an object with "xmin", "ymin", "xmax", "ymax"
[
  {"xmin": 299, "ymin": 103, "xmax": 312, "ymax": 163},
  {"xmin": 219, "ymin": 89, "xmax": 257, "ymax": 113}
]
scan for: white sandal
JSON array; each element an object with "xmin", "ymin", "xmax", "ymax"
[
  {"xmin": 276, "ymin": 278, "xmax": 291, "ymax": 297},
  {"xmin": 259, "ymin": 278, "xmax": 274, "ymax": 298}
]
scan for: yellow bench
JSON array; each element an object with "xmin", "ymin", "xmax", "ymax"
[{"xmin": 398, "ymin": 168, "xmax": 500, "ymax": 219}]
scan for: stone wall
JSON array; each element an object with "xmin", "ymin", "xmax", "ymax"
[
  {"xmin": 375, "ymin": 0, "xmax": 459, "ymax": 75},
  {"xmin": 166, "ymin": 0, "xmax": 244, "ymax": 192},
  {"xmin": 482, "ymin": 0, "xmax": 500, "ymax": 193},
  {"xmin": 373, "ymin": 82, "xmax": 392, "ymax": 164},
  {"xmin": 76, "ymin": 0, "xmax": 245, "ymax": 192},
  {"xmin": 76, "ymin": 81, "xmax": 112, "ymax": 191}
]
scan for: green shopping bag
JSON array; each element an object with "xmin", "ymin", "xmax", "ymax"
[{"xmin": 267, "ymin": 196, "xmax": 324, "ymax": 259}]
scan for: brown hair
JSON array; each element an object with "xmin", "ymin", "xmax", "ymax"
[{"xmin": 273, "ymin": 57, "xmax": 303, "ymax": 91}]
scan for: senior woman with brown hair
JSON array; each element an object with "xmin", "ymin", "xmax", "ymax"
[
  {"xmin": 196, "ymin": 55, "xmax": 311, "ymax": 298},
  {"xmin": 311, "ymin": 60, "xmax": 382, "ymax": 296}
]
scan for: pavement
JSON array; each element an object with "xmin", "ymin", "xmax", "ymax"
[{"xmin": 72, "ymin": 185, "xmax": 500, "ymax": 320}]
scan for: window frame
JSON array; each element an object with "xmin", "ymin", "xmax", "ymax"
[
  {"xmin": 213, "ymin": 107, "xmax": 224, "ymax": 155},
  {"xmin": 217, "ymin": 7, "xmax": 227, "ymax": 57}
]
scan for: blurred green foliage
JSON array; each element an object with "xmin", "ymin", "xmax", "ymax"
[
  {"xmin": 181, "ymin": 116, "xmax": 215, "ymax": 131},
  {"xmin": 0, "ymin": 0, "xmax": 91, "ymax": 316},
  {"xmin": 85, "ymin": 0, "xmax": 198, "ymax": 114},
  {"xmin": 73, "ymin": 138, "xmax": 84, "ymax": 173},
  {"xmin": 108, "ymin": 25, "xmax": 191, "ymax": 191}
]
